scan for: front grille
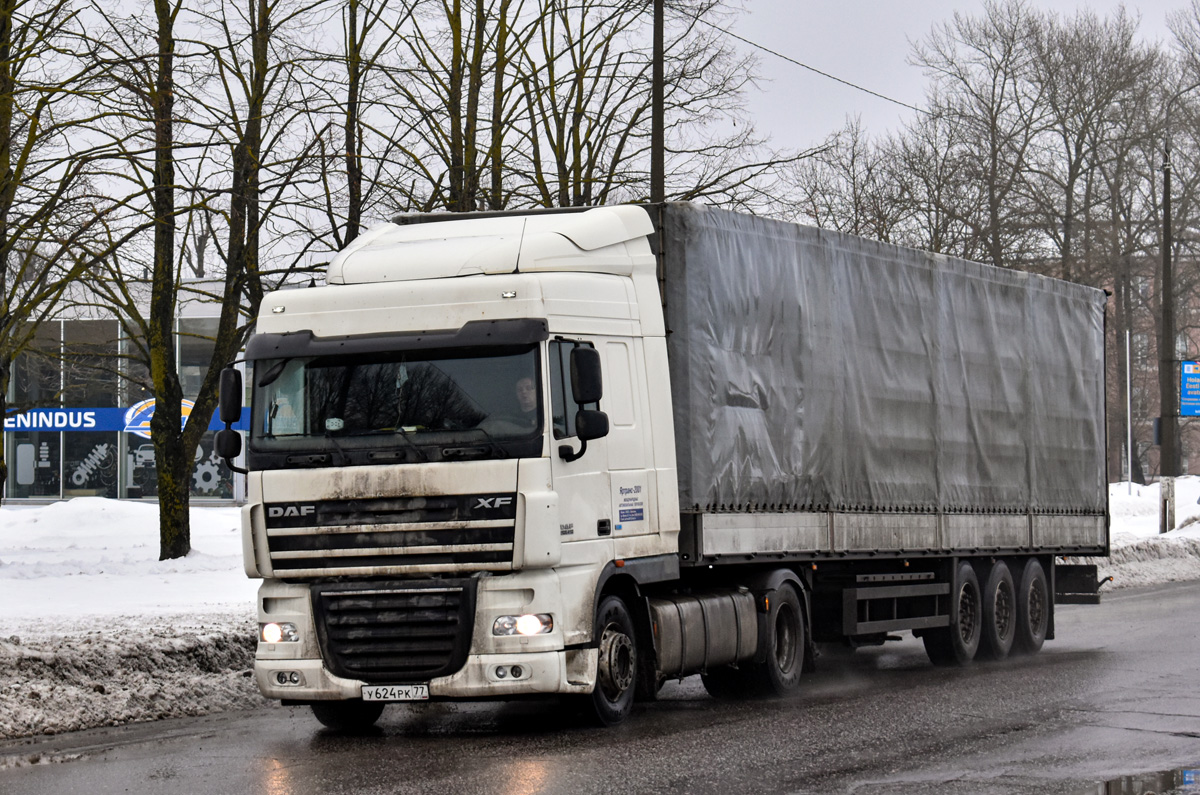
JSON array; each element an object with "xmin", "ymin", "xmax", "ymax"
[
  {"xmin": 312, "ymin": 579, "xmax": 477, "ymax": 683},
  {"xmin": 264, "ymin": 493, "xmax": 517, "ymax": 578}
]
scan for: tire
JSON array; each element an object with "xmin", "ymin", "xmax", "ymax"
[
  {"xmin": 923, "ymin": 560, "xmax": 982, "ymax": 667},
  {"xmin": 753, "ymin": 583, "xmax": 805, "ymax": 697},
  {"xmin": 977, "ymin": 559, "xmax": 1016, "ymax": 661},
  {"xmin": 586, "ymin": 595, "xmax": 639, "ymax": 726},
  {"xmin": 310, "ymin": 700, "xmax": 385, "ymax": 731},
  {"xmin": 1013, "ymin": 558, "xmax": 1049, "ymax": 655}
]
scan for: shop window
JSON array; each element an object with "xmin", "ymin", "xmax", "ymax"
[
  {"xmin": 63, "ymin": 432, "xmax": 119, "ymax": 498},
  {"xmin": 179, "ymin": 317, "xmax": 219, "ymax": 399},
  {"xmin": 191, "ymin": 431, "xmax": 234, "ymax": 499},
  {"xmin": 62, "ymin": 320, "xmax": 119, "ymax": 409},
  {"xmin": 11, "ymin": 323, "xmax": 61, "ymax": 407},
  {"xmin": 6, "ymin": 431, "xmax": 61, "ymax": 498}
]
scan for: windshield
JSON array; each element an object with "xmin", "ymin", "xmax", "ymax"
[{"xmin": 249, "ymin": 344, "xmax": 541, "ymax": 466}]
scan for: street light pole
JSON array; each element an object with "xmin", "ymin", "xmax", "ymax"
[
  {"xmin": 1159, "ymin": 109, "xmax": 1179, "ymax": 533},
  {"xmin": 1161, "ymin": 131, "xmax": 1178, "ymax": 475}
]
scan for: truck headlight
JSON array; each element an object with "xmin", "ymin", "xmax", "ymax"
[
  {"xmin": 260, "ymin": 622, "xmax": 299, "ymax": 643},
  {"xmin": 492, "ymin": 614, "xmax": 553, "ymax": 636}
]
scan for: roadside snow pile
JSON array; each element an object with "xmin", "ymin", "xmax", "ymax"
[
  {"xmin": 1098, "ymin": 478, "xmax": 1200, "ymax": 589},
  {"xmin": 0, "ymin": 619, "xmax": 258, "ymax": 740},
  {"xmin": 3, "ymin": 482, "xmax": 1200, "ymax": 741},
  {"xmin": 0, "ymin": 499, "xmax": 263, "ymax": 740}
]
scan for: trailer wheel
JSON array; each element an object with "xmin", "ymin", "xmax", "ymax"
[
  {"xmin": 977, "ymin": 560, "xmax": 1016, "ymax": 661},
  {"xmin": 310, "ymin": 700, "xmax": 385, "ymax": 732},
  {"xmin": 923, "ymin": 560, "xmax": 981, "ymax": 666},
  {"xmin": 753, "ymin": 583, "xmax": 805, "ymax": 697},
  {"xmin": 1013, "ymin": 558, "xmax": 1049, "ymax": 655},
  {"xmin": 586, "ymin": 595, "xmax": 638, "ymax": 726}
]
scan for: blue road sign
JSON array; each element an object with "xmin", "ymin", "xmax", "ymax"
[{"xmin": 1182, "ymin": 362, "xmax": 1200, "ymax": 417}]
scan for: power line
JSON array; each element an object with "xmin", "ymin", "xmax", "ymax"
[{"xmin": 690, "ymin": 16, "xmax": 931, "ymax": 118}]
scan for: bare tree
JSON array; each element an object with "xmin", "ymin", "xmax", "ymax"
[
  {"xmin": 0, "ymin": 0, "xmax": 121, "ymax": 496},
  {"xmin": 788, "ymin": 118, "xmax": 908, "ymax": 242},
  {"xmin": 1026, "ymin": 7, "xmax": 1156, "ymax": 283},
  {"xmin": 84, "ymin": 0, "xmax": 323, "ymax": 557},
  {"xmin": 911, "ymin": 0, "xmax": 1046, "ymax": 269}
]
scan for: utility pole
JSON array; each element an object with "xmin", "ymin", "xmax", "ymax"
[
  {"xmin": 1160, "ymin": 131, "xmax": 1178, "ymax": 533},
  {"xmin": 651, "ymin": 0, "xmax": 664, "ymax": 204}
]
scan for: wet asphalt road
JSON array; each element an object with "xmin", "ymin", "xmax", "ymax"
[{"xmin": 2, "ymin": 580, "xmax": 1199, "ymax": 795}]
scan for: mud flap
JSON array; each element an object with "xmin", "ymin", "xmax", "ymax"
[{"xmin": 1054, "ymin": 563, "xmax": 1110, "ymax": 605}]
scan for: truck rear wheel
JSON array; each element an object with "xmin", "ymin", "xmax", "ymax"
[
  {"xmin": 310, "ymin": 700, "xmax": 385, "ymax": 731},
  {"xmin": 977, "ymin": 559, "xmax": 1016, "ymax": 661},
  {"xmin": 923, "ymin": 560, "xmax": 981, "ymax": 666},
  {"xmin": 586, "ymin": 595, "xmax": 638, "ymax": 726},
  {"xmin": 1013, "ymin": 558, "xmax": 1049, "ymax": 654}
]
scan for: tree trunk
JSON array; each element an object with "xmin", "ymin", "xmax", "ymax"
[
  {"xmin": 149, "ymin": 0, "xmax": 189, "ymax": 560},
  {"xmin": 0, "ymin": 360, "xmax": 9, "ymax": 498}
]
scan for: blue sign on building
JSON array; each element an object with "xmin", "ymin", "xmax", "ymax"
[
  {"xmin": 1182, "ymin": 362, "xmax": 1200, "ymax": 418},
  {"xmin": 4, "ymin": 403, "xmax": 249, "ymax": 433}
]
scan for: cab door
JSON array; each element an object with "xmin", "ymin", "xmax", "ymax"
[{"xmin": 548, "ymin": 339, "xmax": 611, "ymax": 545}]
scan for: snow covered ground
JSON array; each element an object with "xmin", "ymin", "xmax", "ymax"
[{"xmin": 2, "ymin": 482, "xmax": 1200, "ymax": 743}]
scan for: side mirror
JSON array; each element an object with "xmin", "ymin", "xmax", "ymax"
[
  {"xmin": 215, "ymin": 428, "xmax": 242, "ymax": 460},
  {"xmin": 575, "ymin": 409, "xmax": 609, "ymax": 442},
  {"xmin": 219, "ymin": 367, "xmax": 243, "ymax": 424},
  {"xmin": 570, "ymin": 347, "xmax": 603, "ymax": 405}
]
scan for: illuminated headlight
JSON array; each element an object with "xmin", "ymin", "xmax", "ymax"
[
  {"xmin": 260, "ymin": 622, "xmax": 299, "ymax": 643},
  {"xmin": 492, "ymin": 614, "xmax": 553, "ymax": 636}
]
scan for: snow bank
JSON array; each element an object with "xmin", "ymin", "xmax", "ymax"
[
  {"xmin": 0, "ymin": 618, "xmax": 260, "ymax": 740},
  {"xmin": 1092, "ymin": 478, "xmax": 1200, "ymax": 590},
  {"xmin": 2, "ymin": 481, "xmax": 1200, "ymax": 741},
  {"xmin": 0, "ymin": 499, "xmax": 262, "ymax": 740}
]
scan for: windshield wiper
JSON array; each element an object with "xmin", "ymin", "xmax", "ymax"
[
  {"xmin": 462, "ymin": 425, "xmax": 510, "ymax": 458},
  {"xmin": 393, "ymin": 426, "xmax": 429, "ymax": 462},
  {"xmin": 323, "ymin": 430, "xmax": 349, "ymax": 466},
  {"xmin": 333, "ymin": 427, "xmax": 430, "ymax": 462}
]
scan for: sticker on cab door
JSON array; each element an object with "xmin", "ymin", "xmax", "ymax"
[{"xmin": 614, "ymin": 483, "xmax": 646, "ymax": 531}]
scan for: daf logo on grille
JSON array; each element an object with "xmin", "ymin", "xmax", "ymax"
[
  {"xmin": 268, "ymin": 504, "xmax": 317, "ymax": 518},
  {"xmin": 475, "ymin": 496, "xmax": 513, "ymax": 510}
]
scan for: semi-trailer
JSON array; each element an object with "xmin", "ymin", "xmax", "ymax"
[{"xmin": 216, "ymin": 202, "xmax": 1108, "ymax": 728}]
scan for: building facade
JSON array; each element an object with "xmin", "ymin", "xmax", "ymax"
[{"xmin": 3, "ymin": 305, "xmax": 245, "ymax": 503}]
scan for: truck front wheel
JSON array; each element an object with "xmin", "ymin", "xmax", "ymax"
[
  {"xmin": 754, "ymin": 583, "xmax": 805, "ymax": 697},
  {"xmin": 587, "ymin": 595, "xmax": 638, "ymax": 726},
  {"xmin": 310, "ymin": 700, "xmax": 385, "ymax": 732}
]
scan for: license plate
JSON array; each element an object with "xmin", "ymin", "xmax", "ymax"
[{"xmin": 362, "ymin": 684, "xmax": 429, "ymax": 702}]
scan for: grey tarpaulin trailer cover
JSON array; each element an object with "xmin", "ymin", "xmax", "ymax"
[{"xmin": 659, "ymin": 202, "xmax": 1107, "ymax": 559}]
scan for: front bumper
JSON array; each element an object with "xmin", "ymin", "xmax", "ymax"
[
  {"xmin": 254, "ymin": 566, "xmax": 601, "ymax": 703},
  {"xmin": 257, "ymin": 649, "xmax": 598, "ymax": 701}
]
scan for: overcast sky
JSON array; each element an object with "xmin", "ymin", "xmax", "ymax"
[{"xmin": 729, "ymin": 1, "xmax": 1184, "ymax": 153}]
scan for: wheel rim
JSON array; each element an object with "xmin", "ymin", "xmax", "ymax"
[
  {"xmin": 597, "ymin": 623, "xmax": 635, "ymax": 701},
  {"xmin": 958, "ymin": 582, "xmax": 978, "ymax": 644},
  {"xmin": 774, "ymin": 603, "xmax": 798, "ymax": 674},
  {"xmin": 1028, "ymin": 579, "xmax": 1046, "ymax": 635},
  {"xmin": 995, "ymin": 581, "xmax": 1014, "ymax": 641}
]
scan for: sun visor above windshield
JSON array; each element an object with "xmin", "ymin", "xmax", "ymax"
[
  {"xmin": 245, "ymin": 318, "xmax": 549, "ymax": 360},
  {"xmin": 326, "ymin": 205, "xmax": 654, "ymax": 285}
]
